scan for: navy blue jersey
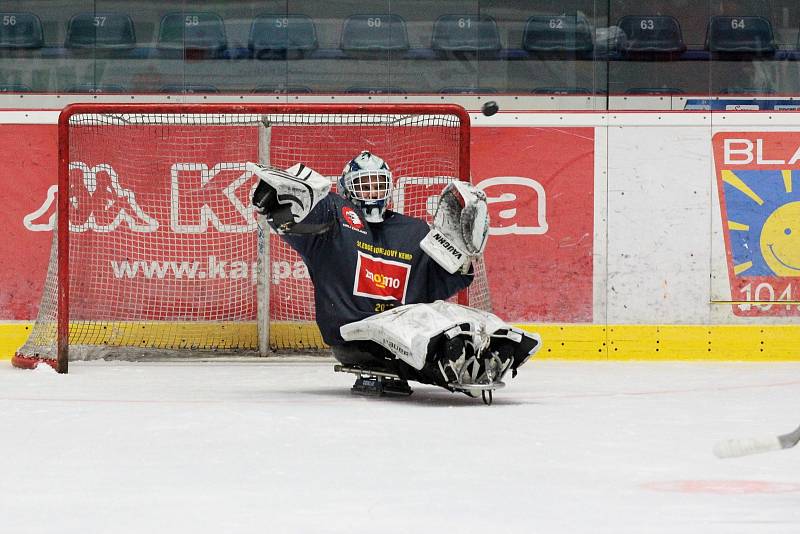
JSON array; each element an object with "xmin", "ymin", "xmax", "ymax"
[{"xmin": 279, "ymin": 194, "xmax": 474, "ymax": 346}]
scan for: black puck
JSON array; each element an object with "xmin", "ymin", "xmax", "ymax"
[{"xmin": 481, "ymin": 101, "xmax": 499, "ymax": 116}]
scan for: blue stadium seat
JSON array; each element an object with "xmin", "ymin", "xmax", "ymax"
[
  {"xmin": 345, "ymin": 86, "xmax": 406, "ymax": 94},
  {"xmin": 252, "ymin": 85, "xmax": 312, "ymax": 94},
  {"xmin": 439, "ymin": 86, "xmax": 498, "ymax": 94},
  {"xmin": 157, "ymin": 12, "xmax": 227, "ymax": 55},
  {"xmin": 532, "ymin": 87, "xmax": 593, "ymax": 95},
  {"xmin": 0, "ymin": 12, "xmax": 43, "ymax": 49},
  {"xmin": 341, "ymin": 14, "xmax": 408, "ymax": 53},
  {"xmin": 432, "ymin": 15, "xmax": 501, "ymax": 52},
  {"xmin": 522, "ymin": 15, "xmax": 593, "ymax": 55},
  {"xmin": 0, "ymin": 84, "xmax": 32, "ymax": 92},
  {"xmin": 249, "ymin": 15, "xmax": 317, "ymax": 58},
  {"xmin": 705, "ymin": 16, "xmax": 776, "ymax": 55},
  {"xmin": 616, "ymin": 16, "xmax": 685, "ymax": 57},
  {"xmin": 66, "ymin": 84, "xmax": 126, "ymax": 93},
  {"xmin": 160, "ymin": 84, "xmax": 219, "ymax": 94},
  {"xmin": 624, "ymin": 87, "xmax": 684, "ymax": 95},
  {"xmin": 65, "ymin": 12, "xmax": 136, "ymax": 49}
]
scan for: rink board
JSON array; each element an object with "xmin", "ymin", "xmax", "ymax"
[{"xmin": 1, "ymin": 110, "xmax": 799, "ymax": 360}]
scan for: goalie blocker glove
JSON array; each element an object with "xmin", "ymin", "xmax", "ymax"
[
  {"xmin": 421, "ymin": 181, "xmax": 489, "ymax": 274},
  {"xmin": 249, "ymin": 162, "xmax": 332, "ymax": 234}
]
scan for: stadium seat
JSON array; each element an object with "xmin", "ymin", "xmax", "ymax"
[
  {"xmin": 65, "ymin": 12, "xmax": 136, "ymax": 49},
  {"xmin": 157, "ymin": 12, "xmax": 227, "ymax": 55},
  {"xmin": 345, "ymin": 86, "xmax": 406, "ymax": 94},
  {"xmin": 532, "ymin": 87, "xmax": 593, "ymax": 95},
  {"xmin": 522, "ymin": 15, "xmax": 593, "ymax": 56},
  {"xmin": 439, "ymin": 86, "xmax": 498, "ymax": 94},
  {"xmin": 616, "ymin": 16, "xmax": 685, "ymax": 57},
  {"xmin": 0, "ymin": 84, "xmax": 32, "ymax": 92},
  {"xmin": 66, "ymin": 84, "xmax": 126, "ymax": 93},
  {"xmin": 249, "ymin": 15, "xmax": 317, "ymax": 58},
  {"xmin": 624, "ymin": 87, "xmax": 684, "ymax": 95},
  {"xmin": 705, "ymin": 16, "xmax": 776, "ymax": 56},
  {"xmin": 432, "ymin": 15, "xmax": 501, "ymax": 52},
  {"xmin": 252, "ymin": 85, "xmax": 312, "ymax": 94},
  {"xmin": 0, "ymin": 12, "xmax": 44, "ymax": 49},
  {"xmin": 340, "ymin": 14, "xmax": 409, "ymax": 53},
  {"xmin": 160, "ymin": 84, "xmax": 219, "ymax": 94}
]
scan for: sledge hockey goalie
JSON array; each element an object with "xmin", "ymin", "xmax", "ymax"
[{"xmin": 249, "ymin": 151, "xmax": 541, "ymax": 403}]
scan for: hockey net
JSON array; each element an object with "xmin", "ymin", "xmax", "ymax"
[{"xmin": 14, "ymin": 104, "xmax": 491, "ymax": 372}]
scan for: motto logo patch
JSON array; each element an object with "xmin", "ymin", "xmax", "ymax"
[
  {"xmin": 341, "ymin": 206, "xmax": 365, "ymax": 231},
  {"xmin": 353, "ymin": 251, "xmax": 410, "ymax": 302}
]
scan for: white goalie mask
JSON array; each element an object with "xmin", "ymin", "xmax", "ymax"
[{"xmin": 339, "ymin": 151, "xmax": 393, "ymax": 223}]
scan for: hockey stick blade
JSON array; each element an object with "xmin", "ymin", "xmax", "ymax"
[{"xmin": 713, "ymin": 424, "xmax": 800, "ymax": 459}]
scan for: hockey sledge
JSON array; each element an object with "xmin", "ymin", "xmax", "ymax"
[
  {"xmin": 334, "ymin": 365, "xmax": 413, "ymax": 397},
  {"xmin": 334, "ymin": 364, "xmax": 506, "ymax": 405}
]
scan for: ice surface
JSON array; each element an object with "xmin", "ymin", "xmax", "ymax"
[{"xmin": 1, "ymin": 359, "xmax": 799, "ymax": 534}]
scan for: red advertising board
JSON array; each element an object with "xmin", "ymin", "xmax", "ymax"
[
  {"xmin": 0, "ymin": 124, "xmax": 58, "ymax": 319},
  {"xmin": 472, "ymin": 127, "xmax": 594, "ymax": 322},
  {"xmin": 0, "ymin": 123, "xmax": 594, "ymax": 323}
]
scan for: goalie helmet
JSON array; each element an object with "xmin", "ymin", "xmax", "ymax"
[{"xmin": 339, "ymin": 151, "xmax": 393, "ymax": 223}]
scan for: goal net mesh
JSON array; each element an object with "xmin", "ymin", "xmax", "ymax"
[{"xmin": 15, "ymin": 106, "xmax": 490, "ymax": 366}]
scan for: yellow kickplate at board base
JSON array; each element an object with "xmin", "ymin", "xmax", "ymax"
[
  {"xmin": 2, "ymin": 322, "xmax": 798, "ymax": 361},
  {"xmin": 517, "ymin": 324, "xmax": 800, "ymax": 361}
]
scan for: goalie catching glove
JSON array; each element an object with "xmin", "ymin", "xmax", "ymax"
[
  {"xmin": 421, "ymin": 181, "xmax": 490, "ymax": 274},
  {"xmin": 249, "ymin": 162, "xmax": 331, "ymax": 234}
]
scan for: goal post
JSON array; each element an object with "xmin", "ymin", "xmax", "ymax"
[{"xmin": 14, "ymin": 103, "xmax": 490, "ymax": 373}]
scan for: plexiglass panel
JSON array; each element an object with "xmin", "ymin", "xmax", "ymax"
[{"xmin": 0, "ymin": 0, "xmax": 797, "ymax": 103}]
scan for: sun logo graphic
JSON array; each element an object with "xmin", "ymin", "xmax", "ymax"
[{"xmin": 713, "ymin": 132, "xmax": 800, "ymax": 316}]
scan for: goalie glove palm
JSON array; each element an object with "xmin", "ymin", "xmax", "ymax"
[
  {"xmin": 421, "ymin": 181, "xmax": 490, "ymax": 274},
  {"xmin": 249, "ymin": 162, "xmax": 331, "ymax": 232}
]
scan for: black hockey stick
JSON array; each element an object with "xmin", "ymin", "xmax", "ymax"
[{"xmin": 713, "ymin": 423, "xmax": 800, "ymax": 459}]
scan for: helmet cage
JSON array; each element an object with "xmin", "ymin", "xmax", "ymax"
[
  {"xmin": 341, "ymin": 168, "xmax": 393, "ymax": 223},
  {"xmin": 343, "ymin": 169, "xmax": 393, "ymax": 204}
]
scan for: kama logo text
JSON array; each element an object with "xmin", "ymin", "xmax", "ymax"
[
  {"xmin": 25, "ymin": 164, "xmax": 548, "ymax": 237},
  {"xmin": 24, "ymin": 162, "xmax": 260, "ymax": 234}
]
